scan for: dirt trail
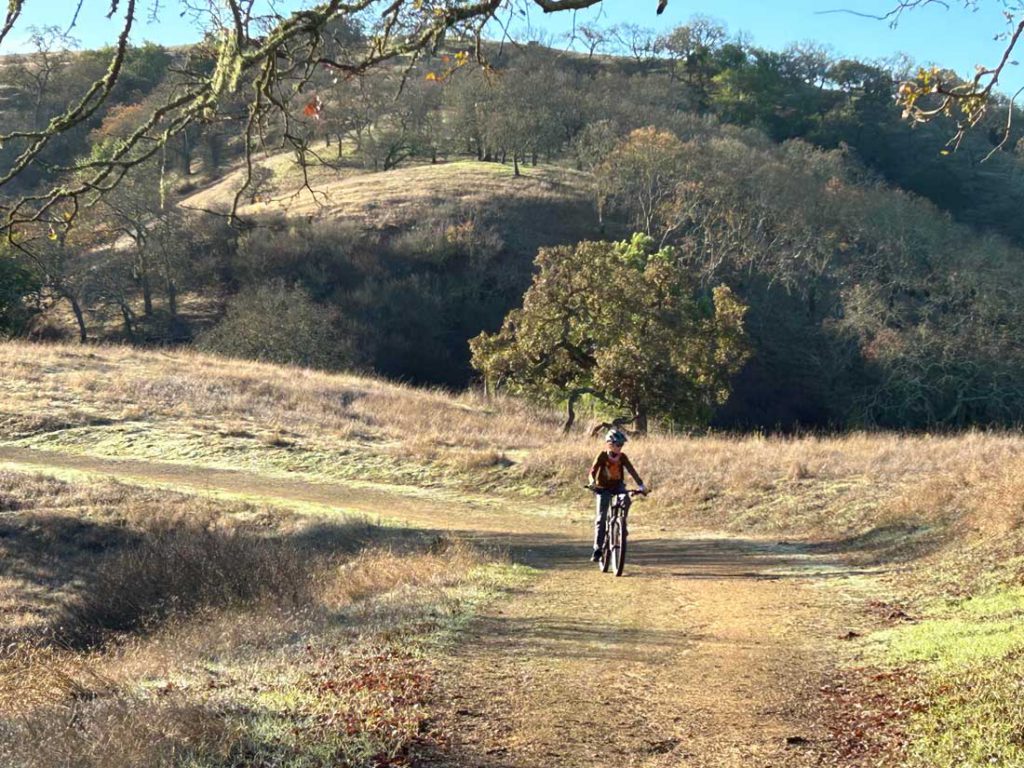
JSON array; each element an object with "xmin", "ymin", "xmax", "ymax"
[{"xmin": 0, "ymin": 445, "xmax": 864, "ymax": 766}]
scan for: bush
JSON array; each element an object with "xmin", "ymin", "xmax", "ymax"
[
  {"xmin": 0, "ymin": 256, "xmax": 41, "ymax": 339},
  {"xmin": 196, "ymin": 280, "xmax": 356, "ymax": 370}
]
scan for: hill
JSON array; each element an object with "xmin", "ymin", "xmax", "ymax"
[
  {"xmin": 183, "ymin": 157, "xmax": 591, "ymax": 229},
  {"xmin": 6, "ymin": 31, "xmax": 1024, "ymax": 430}
]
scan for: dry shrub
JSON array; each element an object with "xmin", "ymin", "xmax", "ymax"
[
  {"xmin": 0, "ymin": 645, "xmax": 233, "ymax": 768},
  {"xmin": 322, "ymin": 537, "xmax": 487, "ymax": 607},
  {"xmin": 0, "ymin": 472, "xmax": 359, "ymax": 647},
  {"xmin": 59, "ymin": 512, "xmax": 313, "ymax": 646}
]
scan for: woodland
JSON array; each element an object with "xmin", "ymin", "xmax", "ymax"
[{"xmin": 2, "ymin": 1, "xmax": 1024, "ymax": 430}]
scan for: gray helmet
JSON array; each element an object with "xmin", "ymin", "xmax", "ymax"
[{"xmin": 605, "ymin": 428, "xmax": 627, "ymax": 446}]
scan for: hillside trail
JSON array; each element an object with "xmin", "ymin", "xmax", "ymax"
[{"xmin": 0, "ymin": 445, "xmax": 869, "ymax": 766}]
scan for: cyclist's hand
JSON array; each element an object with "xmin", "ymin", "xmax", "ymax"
[{"xmin": 639, "ymin": 484, "xmax": 647, "ymax": 495}]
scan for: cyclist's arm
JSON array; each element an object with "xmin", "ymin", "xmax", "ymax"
[
  {"xmin": 588, "ymin": 452, "xmax": 605, "ymax": 485},
  {"xmin": 622, "ymin": 455, "xmax": 645, "ymax": 488}
]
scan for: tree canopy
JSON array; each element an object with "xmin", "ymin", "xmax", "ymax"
[{"xmin": 469, "ymin": 234, "xmax": 749, "ymax": 432}]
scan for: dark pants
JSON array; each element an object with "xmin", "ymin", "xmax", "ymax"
[{"xmin": 594, "ymin": 483, "xmax": 627, "ymax": 551}]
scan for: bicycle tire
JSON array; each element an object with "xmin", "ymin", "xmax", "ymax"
[
  {"xmin": 610, "ymin": 517, "xmax": 626, "ymax": 576},
  {"xmin": 600, "ymin": 539, "xmax": 611, "ymax": 572},
  {"xmin": 610, "ymin": 520, "xmax": 626, "ymax": 581}
]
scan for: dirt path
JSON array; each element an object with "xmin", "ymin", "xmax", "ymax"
[{"xmin": 0, "ymin": 445, "xmax": 865, "ymax": 766}]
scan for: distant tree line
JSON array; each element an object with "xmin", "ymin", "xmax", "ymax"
[{"xmin": 4, "ymin": 16, "xmax": 1024, "ymax": 430}]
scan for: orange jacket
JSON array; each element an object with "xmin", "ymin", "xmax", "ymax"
[{"xmin": 589, "ymin": 450, "xmax": 643, "ymax": 490}]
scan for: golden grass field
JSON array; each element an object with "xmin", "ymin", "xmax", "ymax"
[
  {"xmin": 0, "ymin": 466, "xmax": 524, "ymax": 766},
  {"xmin": 5, "ymin": 340, "xmax": 1024, "ymax": 766},
  {"xmin": 181, "ymin": 156, "xmax": 591, "ymax": 225},
  {"xmin": 4, "ymin": 340, "xmax": 1024, "ymax": 566}
]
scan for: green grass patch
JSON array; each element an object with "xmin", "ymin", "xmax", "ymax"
[{"xmin": 868, "ymin": 587, "xmax": 1024, "ymax": 767}]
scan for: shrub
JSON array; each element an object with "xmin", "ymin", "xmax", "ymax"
[{"xmin": 196, "ymin": 280, "xmax": 357, "ymax": 370}]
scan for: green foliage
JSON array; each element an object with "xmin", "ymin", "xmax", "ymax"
[
  {"xmin": 608, "ymin": 124, "xmax": 1024, "ymax": 429},
  {"xmin": 0, "ymin": 255, "xmax": 41, "ymax": 338},
  {"xmin": 196, "ymin": 280, "xmax": 356, "ymax": 371},
  {"xmin": 470, "ymin": 235, "xmax": 749, "ymax": 428}
]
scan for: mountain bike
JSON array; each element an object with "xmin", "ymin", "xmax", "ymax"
[{"xmin": 586, "ymin": 486, "xmax": 646, "ymax": 577}]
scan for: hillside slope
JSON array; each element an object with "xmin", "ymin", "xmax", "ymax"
[{"xmin": 181, "ymin": 157, "xmax": 598, "ymax": 252}]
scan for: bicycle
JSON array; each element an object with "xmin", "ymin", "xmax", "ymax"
[{"xmin": 586, "ymin": 486, "xmax": 646, "ymax": 577}]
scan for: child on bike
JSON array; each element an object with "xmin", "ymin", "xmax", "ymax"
[{"xmin": 588, "ymin": 428, "xmax": 646, "ymax": 561}]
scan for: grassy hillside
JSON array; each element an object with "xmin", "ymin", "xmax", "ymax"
[
  {"xmin": 184, "ymin": 157, "xmax": 590, "ymax": 225},
  {"xmin": 3, "ymin": 341, "xmax": 1024, "ymax": 560},
  {"xmin": 181, "ymin": 156, "xmax": 598, "ymax": 264},
  {"xmin": 5, "ymin": 341, "xmax": 1024, "ymax": 764}
]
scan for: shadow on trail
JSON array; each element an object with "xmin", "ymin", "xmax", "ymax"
[
  {"xmin": 458, "ymin": 613, "xmax": 700, "ymax": 663},
  {"xmin": 435, "ymin": 527, "xmax": 875, "ymax": 581}
]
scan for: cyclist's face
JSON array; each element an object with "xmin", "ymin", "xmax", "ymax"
[{"xmin": 607, "ymin": 441, "xmax": 621, "ymax": 455}]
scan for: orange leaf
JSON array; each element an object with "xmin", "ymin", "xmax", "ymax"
[{"xmin": 303, "ymin": 96, "xmax": 322, "ymax": 118}]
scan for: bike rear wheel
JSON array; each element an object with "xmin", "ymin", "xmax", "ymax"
[
  {"xmin": 599, "ymin": 540, "xmax": 611, "ymax": 572},
  {"xmin": 610, "ymin": 517, "xmax": 627, "ymax": 576}
]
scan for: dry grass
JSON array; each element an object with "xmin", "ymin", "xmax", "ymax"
[
  {"xmin": 8, "ymin": 339, "xmax": 1024, "ymax": 592},
  {"xmin": 181, "ymin": 155, "xmax": 591, "ymax": 223},
  {"xmin": 7, "ymin": 340, "xmax": 1024, "ymax": 561},
  {"xmin": 10, "ymin": 341, "xmax": 1024, "ymax": 765},
  {"xmin": 0, "ymin": 470, "xmax": 372, "ymax": 646},
  {"xmin": 0, "ymin": 466, "xmax": 516, "ymax": 767}
]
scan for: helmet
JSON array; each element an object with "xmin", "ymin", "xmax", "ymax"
[{"xmin": 605, "ymin": 428, "xmax": 627, "ymax": 447}]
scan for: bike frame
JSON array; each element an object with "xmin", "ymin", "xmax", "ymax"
[{"xmin": 587, "ymin": 486, "xmax": 645, "ymax": 576}]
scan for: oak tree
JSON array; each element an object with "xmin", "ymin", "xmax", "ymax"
[{"xmin": 470, "ymin": 234, "xmax": 749, "ymax": 432}]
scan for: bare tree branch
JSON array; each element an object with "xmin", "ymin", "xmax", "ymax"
[{"xmin": 0, "ymin": 0, "xmax": 670, "ymax": 246}]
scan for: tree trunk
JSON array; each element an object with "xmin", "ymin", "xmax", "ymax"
[
  {"xmin": 68, "ymin": 295, "xmax": 87, "ymax": 343},
  {"xmin": 564, "ymin": 391, "xmax": 579, "ymax": 433},
  {"xmin": 513, "ymin": 153, "xmax": 520, "ymax": 177},
  {"xmin": 181, "ymin": 131, "xmax": 193, "ymax": 176},
  {"xmin": 633, "ymin": 407, "xmax": 649, "ymax": 436},
  {"xmin": 120, "ymin": 302, "xmax": 135, "ymax": 340},
  {"xmin": 207, "ymin": 132, "xmax": 223, "ymax": 172},
  {"xmin": 142, "ymin": 276, "xmax": 153, "ymax": 317},
  {"xmin": 531, "ymin": 151, "xmax": 538, "ymax": 167},
  {"xmin": 167, "ymin": 280, "xmax": 178, "ymax": 318}
]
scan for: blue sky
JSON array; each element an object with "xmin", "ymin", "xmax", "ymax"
[{"xmin": 5, "ymin": 1, "xmax": 1022, "ymax": 93}]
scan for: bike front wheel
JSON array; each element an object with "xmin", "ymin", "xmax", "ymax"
[{"xmin": 610, "ymin": 518, "xmax": 627, "ymax": 577}]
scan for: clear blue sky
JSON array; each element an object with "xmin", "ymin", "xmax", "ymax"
[{"xmin": 5, "ymin": 1, "xmax": 1022, "ymax": 93}]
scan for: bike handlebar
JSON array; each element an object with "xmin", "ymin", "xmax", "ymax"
[{"xmin": 583, "ymin": 484, "xmax": 648, "ymax": 496}]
